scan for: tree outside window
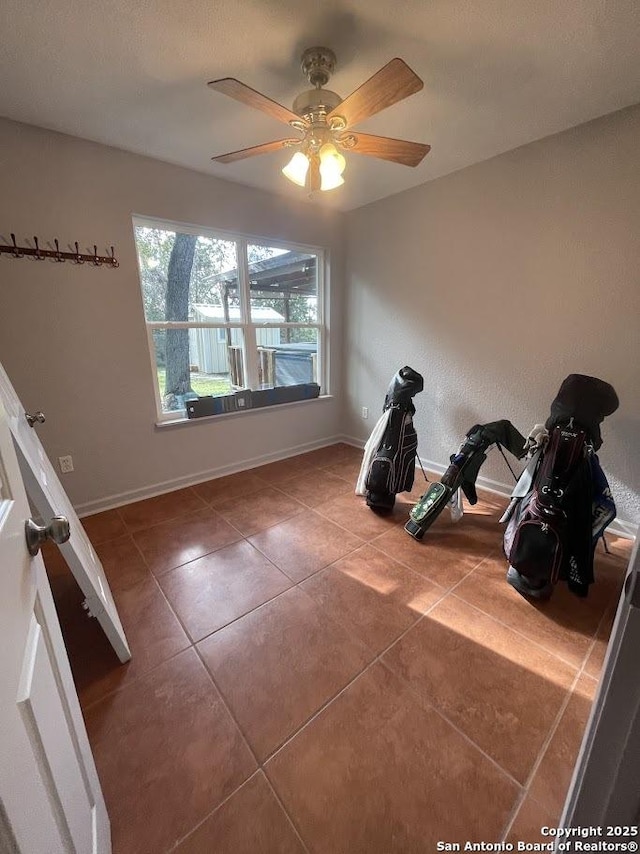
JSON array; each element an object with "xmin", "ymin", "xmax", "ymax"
[{"xmin": 133, "ymin": 219, "xmax": 324, "ymax": 418}]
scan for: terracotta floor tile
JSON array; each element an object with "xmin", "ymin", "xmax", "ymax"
[
  {"xmin": 199, "ymin": 587, "xmax": 373, "ymax": 760},
  {"xmin": 528, "ymin": 673, "xmax": 598, "ymax": 818},
  {"xmin": 414, "ymin": 497, "xmax": 506, "ymax": 546},
  {"xmin": 393, "ymin": 475, "xmax": 438, "ymax": 507},
  {"xmin": 506, "ymin": 795, "xmax": 559, "ymax": 844},
  {"xmin": 48, "ymin": 452, "xmax": 615, "ymax": 852},
  {"xmin": 249, "ymin": 511, "xmax": 363, "ymax": 582},
  {"xmin": 371, "ymin": 524, "xmax": 493, "ymax": 590},
  {"xmin": 584, "ymin": 603, "xmax": 617, "ymax": 679},
  {"xmin": 215, "ymin": 486, "xmax": 305, "ymax": 536},
  {"xmin": 80, "ymin": 508, "xmax": 127, "ymax": 544},
  {"xmin": 594, "ymin": 549, "xmax": 629, "ymax": 599},
  {"xmin": 296, "ymin": 443, "xmax": 362, "ymax": 469},
  {"xmin": 251, "ymin": 455, "xmax": 317, "ymax": 484},
  {"xmin": 383, "ymin": 596, "xmax": 576, "ymax": 783},
  {"xmin": 473, "ymin": 487, "xmax": 510, "ymax": 512},
  {"xmin": 454, "ymin": 554, "xmax": 621, "ymax": 668},
  {"xmin": 174, "ymin": 772, "xmax": 305, "ymax": 854},
  {"xmin": 315, "ymin": 491, "xmax": 406, "ymax": 541},
  {"xmin": 132, "ymin": 507, "xmax": 242, "ymax": 575},
  {"xmin": 277, "ymin": 470, "xmax": 352, "ymax": 507},
  {"xmin": 118, "ymin": 487, "xmax": 207, "ymax": 532},
  {"xmin": 84, "ymin": 649, "xmax": 256, "ymax": 854},
  {"xmin": 159, "ymin": 540, "xmax": 292, "ymax": 642},
  {"xmin": 51, "ymin": 572, "xmax": 190, "ymax": 708},
  {"xmin": 599, "ymin": 533, "xmax": 634, "ymax": 561},
  {"xmin": 94, "ymin": 534, "xmax": 151, "ymax": 591},
  {"xmin": 300, "ymin": 544, "xmax": 442, "ymax": 654},
  {"xmin": 454, "ymin": 507, "xmax": 507, "ymax": 546},
  {"xmin": 322, "ymin": 457, "xmax": 362, "ymax": 484},
  {"xmin": 266, "ymin": 662, "xmax": 520, "ymax": 853},
  {"xmin": 193, "ymin": 471, "xmax": 270, "ymax": 505}
]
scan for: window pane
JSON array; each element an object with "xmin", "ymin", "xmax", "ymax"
[
  {"xmin": 152, "ymin": 328, "xmax": 243, "ymax": 413},
  {"xmin": 246, "ymin": 244, "xmax": 318, "ymax": 325},
  {"xmin": 134, "ymin": 226, "xmax": 238, "ymax": 322},
  {"xmin": 257, "ymin": 328, "xmax": 318, "ymax": 388}
]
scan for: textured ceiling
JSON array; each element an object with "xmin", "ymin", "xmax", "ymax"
[{"xmin": 1, "ymin": 0, "xmax": 639, "ymax": 211}]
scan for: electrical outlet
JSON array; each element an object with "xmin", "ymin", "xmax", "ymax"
[
  {"xmin": 361, "ymin": 406, "xmax": 369, "ymax": 419},
  {"xmin": 58, "ymin": 455, "xmax": 74, "ymax": 474}
]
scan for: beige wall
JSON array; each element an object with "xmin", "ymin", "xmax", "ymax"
[
  {"xmin": 2, "ymin": 108, "xmax": 639, "ymax": 526},
  {"xmin": 0, "ymin": 119, "xmax": 346, "ymax": 511},
  {"xmin": 344, "ymin": 105, "xmax": 640, "ymax": 527}
]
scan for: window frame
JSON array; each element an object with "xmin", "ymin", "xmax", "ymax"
[{"xmin": 132, "ymin": 215, "xmax": 328, "ymax": 423}]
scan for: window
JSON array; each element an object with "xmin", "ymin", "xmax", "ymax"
[{"xmin": 133, "ymin": 217, "xmax": 326, "ymax": 421}]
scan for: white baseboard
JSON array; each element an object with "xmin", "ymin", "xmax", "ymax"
[
  {"xmin": 78, "ymin": 432, "xmax": 638, "ymax": 542},
  {"xmin": 77, "ymin": 434, "xmax": 345, "ymax": 517},
  {"xmin": 340, "ymin": 435, "xmax": 637, "ymax": 542}
]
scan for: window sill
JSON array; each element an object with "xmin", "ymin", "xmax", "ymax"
[{"xmin": 154, "ymin": 393, "xmax": 334, "ymax": 429}]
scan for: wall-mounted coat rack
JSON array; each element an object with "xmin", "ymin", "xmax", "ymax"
[{"xmin": 0, "ymin": 234, "xmax": 119, "ymax": 267}]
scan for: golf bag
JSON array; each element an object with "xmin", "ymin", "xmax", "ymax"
[
  {"xmin": 356, "ymin": 366, "xmax": 424, "ymax": 513},
  {"xmin": 405, "ymin": 420, "xmax": 526, "ymax": 540},
  {"xmin": 502, "ymin": 374, "xmax": 619, "ymax": 600}
]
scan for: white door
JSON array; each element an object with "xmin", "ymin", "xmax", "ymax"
[
  {"xmin": 562, "ymin": 534, "xmax": 640, "ymax": 828},
  {"xmin": 0, "ymin": 361, "xmax": 130, "ymax": 663},
  {"xmin": 0, "ymin": 397, "xmax": 110, "ymax": 852}
]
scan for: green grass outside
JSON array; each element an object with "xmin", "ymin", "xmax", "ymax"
[{"xmin": 157, "ymin": 369, "xmax": 231, "ymax": 398}]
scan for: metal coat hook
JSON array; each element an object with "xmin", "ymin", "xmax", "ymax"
[
  {"xmin": 10, "ymin": 233, "xmax": 23, "ymax": 258},
  {"xmin": 0, "ymin": 234, "xmax": 119, "ymax": 267},
  {"xmin": 33, "ymin": 236, "xmax": 44, "ymax": 261}
]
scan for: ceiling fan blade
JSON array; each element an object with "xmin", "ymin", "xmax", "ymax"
[
  {"xmin": 208, "ymin": 78, "xmax": 303, "ymax": 127},
  {"xmin": 346, "ymin": 133, "xmax": 430, "ymax": 167},
  {"xmin": 327, "ymin": 58, "xmax": 423, "ymax": 129},
  {"xmin": 212, "ymin": 139, "xmax": 301, "ymax": 164}
]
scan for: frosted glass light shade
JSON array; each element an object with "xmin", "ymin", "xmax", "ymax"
[
  {"xmin": 319, "ymin": 143, "xmax": 346, "ymax": 191},
  {"xmin": 282, "ymin": 152, "xmax": 309, "ymax": 187}
]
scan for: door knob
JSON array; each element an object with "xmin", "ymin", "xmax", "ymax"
[
  {"xmin": 25, "ymin": 516, "xmax": 70, "ymax": 556},
  {"xmin": 25, "ymin": 411, "xmax": 46, "ymax": 427}
]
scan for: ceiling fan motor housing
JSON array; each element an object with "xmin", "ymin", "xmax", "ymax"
[
  {"xmin": 292, "ymin": 88, "xmax": 342, "ymax": 121},
  {"xmin": 300, "ymin": 47, "xmax": 337, "ymax": 88}
]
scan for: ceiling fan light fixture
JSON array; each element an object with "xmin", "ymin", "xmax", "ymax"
[
  {"xmin": 282, "ymin": 151, "xmax": 310, "ymax": 187},
  {"xmin": 209, "ymin": 54, "xmax": 430, "ymax": 190},
  {"xmin": 319, "ymin": 142, "xmax": 346, "ymax": 191}
]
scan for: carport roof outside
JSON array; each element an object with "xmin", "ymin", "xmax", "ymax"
[{"xmin": 204, "ymin": 250, "xmax": 317, "ymax": 297}]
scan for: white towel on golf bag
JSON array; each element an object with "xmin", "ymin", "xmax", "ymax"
[
  {"xmin": 355, "ymin": 409, "xmax": 392, "ymax": 495},
  {"xmin": 448, "ymin": 488, "xmax": 464, "ymax": 522}
]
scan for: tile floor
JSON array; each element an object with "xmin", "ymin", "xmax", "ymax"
[{"xmin": 43, "ymin": 443, "xmax": 632, "ymax": 854}]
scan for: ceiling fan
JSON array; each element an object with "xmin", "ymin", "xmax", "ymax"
[{"xmin": 208, "ymin": 47, "xmax": 431, "ymax": 193}]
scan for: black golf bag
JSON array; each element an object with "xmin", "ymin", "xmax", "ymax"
[
  {"xmin": 356, "ymin": 366, "xmax": 424, "ymax": 513},
  {"xmin": 502, "ymin": 374, "xmax": 619, "ymax": 600},
  {"xmin": 405, "ymin": 420, "xmax": 526, "ymax": 540}
]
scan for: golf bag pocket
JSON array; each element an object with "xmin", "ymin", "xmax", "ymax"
[
  {"xmin": 364, "ymin": 409, "xmax": 418, "ymax": 510},
  {"xmin": 509, "ymin": 512, "xmax": 564, "ymax": 585},
  {"xmin": 366, "ymin": 454, "xmax": 393, "ymax": 496}
]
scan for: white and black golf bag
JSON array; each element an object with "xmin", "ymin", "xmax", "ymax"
[{"xmin": 356, "ymin": 366, "xmax": 424, "ymax": 513}]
